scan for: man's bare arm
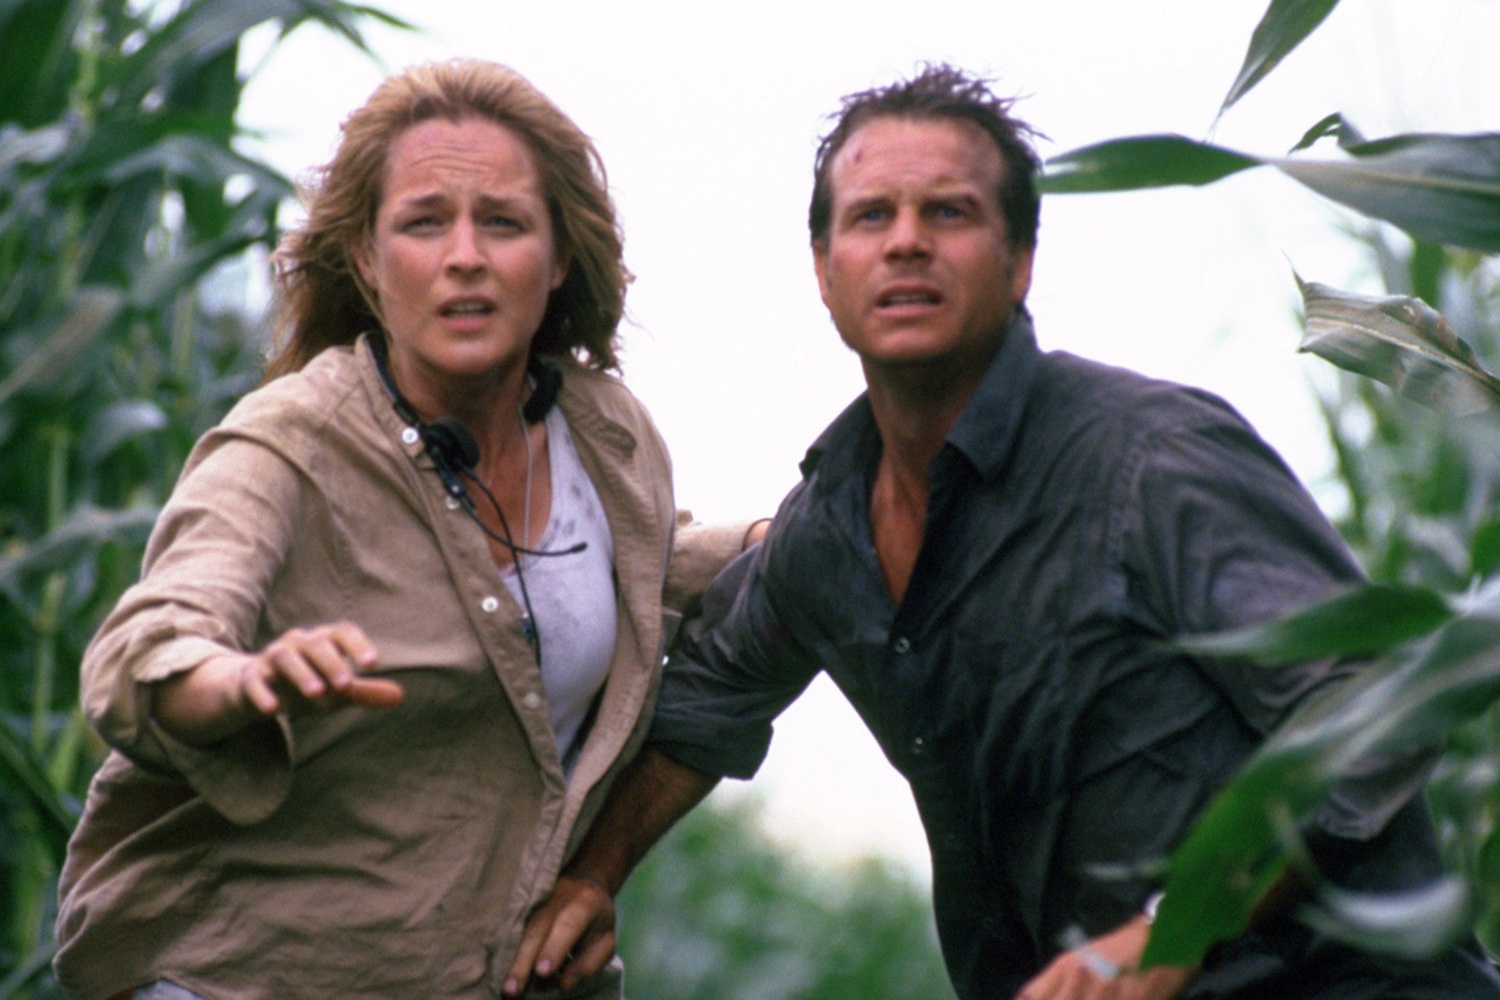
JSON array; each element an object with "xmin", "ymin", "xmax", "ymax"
[{"xmin": 503, "ymin": 748, "xmax": 719, "ymax": 995}]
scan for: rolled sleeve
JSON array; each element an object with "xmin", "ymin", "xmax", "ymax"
[
  {"xmin": 649, "ymin": 544, "xmax": 817, "ymax": 780},
  {"xmin": 79, "ymin": 432, "xmax": 305, "ymax": 820},
  {"xmin": 148, "ymin": 715, "xmax": 294, "ymax": 825}
]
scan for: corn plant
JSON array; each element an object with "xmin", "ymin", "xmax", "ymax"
[
  {"xmin": 0, "ymin": 1, "xmax": 399, "ymax": 992},
  {"xmin": 1033, "ymin": 0, "xmax": 1500, "ymax": 968}
]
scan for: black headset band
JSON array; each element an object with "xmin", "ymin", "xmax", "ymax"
[{"xmin": 368, "ymin": 333, "xmax": 561, "ymax": 430}]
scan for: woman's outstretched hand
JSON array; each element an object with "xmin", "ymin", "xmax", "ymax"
[{"xmin": 152, "ymin": 621, "xmax": 404, "ymax": 745}]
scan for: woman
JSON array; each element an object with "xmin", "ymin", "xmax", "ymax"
[{"xmin": 54, "ymin": 59, "xmax": 752, "ymax": 1000}]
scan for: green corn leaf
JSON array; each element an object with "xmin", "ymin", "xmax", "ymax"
[
  {"xmin": 0, "ymin": 504, "xmax": 160, "ymax": 587},
  {"xmin": 1298, "ymin": 277, "xmax": 1500, "ymax": 417},
  {"xmin": 1174, "ymin": 584, "xmax": 1454, "ymax": 663},
  {"xmin": 1042, "ymin": 130, "xmax": 1500, "ymax": 254},
  {"xmin": 1142, "ymin": 754, "xmax": 1320, "ymax": 966},
  {"xmin": 0, "ymin": 288, "xmax": 123, "ymax": 408},
  {"xmin": 1220, "ymin": 0, "xmax": 1341, "ymax": 116},
  {"xmin": 0, "ymin": 0, "xmax": 83, "ymax": 128},
  {"xmin": 1038, "ymin": 134, "xmax": 1258, "ymax": 193},
  {"xmin": 0, "ymin": 717, "xmax": 78, "ymax": 864},
  {"xmin": 112, "ymin": 0, "xmax": 356, "ymax": 108},
  {"xmin": 1298, "ymin": 878, "xmax": 1471, "ymax": 960},
  {"xmin": 1278, "ymin": 133, "xmax": 1500, "ymax": 254},
  {"xmin": 1146, "ymin": 579, "xmax": 1500, "ymax": 968},
  {"xmin": 79, "ymin": 400, "xmax": 170, "ymax": 464}
]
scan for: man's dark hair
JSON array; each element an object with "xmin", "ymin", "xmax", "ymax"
[{"xmin": 808, "ymin": 63, "xmax": 1043, "ymax": 250}]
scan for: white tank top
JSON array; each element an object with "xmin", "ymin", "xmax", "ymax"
[{"xmin": 500, "ymin": 406, "xmax": 617, "ymax": 772}]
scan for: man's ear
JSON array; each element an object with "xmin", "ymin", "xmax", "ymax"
[
  {"xmin": 812, "ymin": 238, "xmax": 832, "ymax": 308},
  {"xmin": 1010, "ymin": 244, "xmax": 1035, "ymax": 303}
]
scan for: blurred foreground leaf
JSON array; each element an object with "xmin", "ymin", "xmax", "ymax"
[
  {"xmin": 1299, "ymin": 877, "xmax": 1471, "ymax": 960},
  {"xmin": 1174, "ymin": 583, "xmax": 1454, "ymax": 663},
  {"xmin": 1144, "ymin": 579, "xmax": 1500, "ymax": 967}
]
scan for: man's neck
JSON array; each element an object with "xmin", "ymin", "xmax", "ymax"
[
  {"xmin": 861, "ymin": 344, "xmax": 992, "ymax": 481},
  {"xmin": 863, "ymin": 368, "xmax": 976, "ymax": 607}
]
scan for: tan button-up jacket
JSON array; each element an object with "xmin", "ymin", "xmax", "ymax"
[{"xmin": 55, "ymin": 337, "xmax": 746, "ymax": 999}]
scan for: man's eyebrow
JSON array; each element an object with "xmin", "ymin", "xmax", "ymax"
[{"xmin": 925, "ymin": 183, "xmax": 987, "ymax": 202}]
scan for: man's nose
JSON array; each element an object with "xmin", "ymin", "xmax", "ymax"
[{"xmin": 884, "ymin": 209, "xmax": 931, "ymax": 260}]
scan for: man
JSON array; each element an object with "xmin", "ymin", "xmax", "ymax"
[{"xmin": 504, "ymin": 66, "xmax": 1500, "ymax": 999}]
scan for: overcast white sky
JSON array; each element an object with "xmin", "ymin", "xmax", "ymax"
[{"xmin": 239, "ymin": 0, "xmax": 1499, "ymax": 875}]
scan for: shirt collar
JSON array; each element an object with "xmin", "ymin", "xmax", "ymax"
[
  {"xmin": 800, "ymin": 309, "xmax": 1042, "ymax": 488},
  {"xmin": 947, "ymin": 308, "xmax": 1040, "ymax": 482}
]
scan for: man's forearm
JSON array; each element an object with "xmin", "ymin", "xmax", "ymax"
[
  {"xmin": 567, "ymin": 747, "xmax": 719, "ymax": 893},
  {"xmin": 503, "ymin": 747, "xmax": 721, "ymax": 995}
]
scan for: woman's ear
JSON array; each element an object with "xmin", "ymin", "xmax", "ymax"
[
  {"xmin": 549, "ymin": 247, "xmax": 571, "ymax": 292},
  {"xmin": 351, "ymin": 240, "xmax": 376, "ymax": 293}
]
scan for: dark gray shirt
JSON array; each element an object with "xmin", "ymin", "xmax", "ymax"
[{"xmin": 650, "ymin": 314, "xmax": 1498, "ymax": 998}]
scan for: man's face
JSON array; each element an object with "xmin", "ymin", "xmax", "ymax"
[{"xmin": 813, "ymin": 117, "xmax": 1033, "ymax": 380}]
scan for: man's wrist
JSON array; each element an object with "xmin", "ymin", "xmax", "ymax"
[
  {"xmin": 563, "ymin": 870, "xmax": 616, "ymax": 898},
  {"xmin": 742, "ymin": 517, "xmax": 772, "ymax": 551}
]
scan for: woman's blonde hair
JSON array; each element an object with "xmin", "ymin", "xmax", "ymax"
[{"xmin": 265, "ymin": 59, "xmax": 628, "ymax": 379}]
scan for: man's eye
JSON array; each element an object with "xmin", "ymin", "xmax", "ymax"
[
  {"xmin": 485, "ymin": 214, "xmax": 522, "ymax": 230},
  {"xmin": 400, "ymin": 216, "xmax": 440, "ymax": 232}
]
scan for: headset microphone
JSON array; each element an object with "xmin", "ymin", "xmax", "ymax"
[
  {"xmin": 422, "ymin": 417, "xmax": 481, "ymax": 504},
  {"xmin": 369, "ymin": 336, "xmax": 585, "ymax": 559},
  {"xmin": 414, "ymin": 416, "xmax": 584, "ymax": 557}
]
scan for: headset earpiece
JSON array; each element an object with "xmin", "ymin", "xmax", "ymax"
[{"xmin": 523, "ymin": 358, "xmax": 562, "ymax": 424}]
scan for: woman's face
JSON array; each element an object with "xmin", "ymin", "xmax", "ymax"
[{"xmin": 356, "ymin": 116, "xmax": 567, "ymax": 402}]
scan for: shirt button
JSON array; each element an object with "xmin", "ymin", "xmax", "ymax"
[
  {"xmin": 445, "ymin": 496, "xmax": 461, "ymax": 510},
  {"xmin": 481, "ymin": 596, "xmax": 500, "ymax": 613},
  {"xmin": 522, "ymin": 692, "xmax": 542, "ymax": 710},
  {"xmin": 892, "ymin": 636, "xmax": 911, "ymax": 654},
  {"xmin": 401, "ymin": 427, "xmax": 420, "ymax": 445},
  {"xmin": 909, "ymin": 735, "xmax": 927, "ymax": 756}
]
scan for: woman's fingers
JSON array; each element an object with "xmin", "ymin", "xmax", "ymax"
[
  {"xmin": 342, "ymin": 676, "xmax": 406, "ymax": 709},
  {"xmin": 257, "ymin": 622, "xmax": 399, "ymax": 713}
]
